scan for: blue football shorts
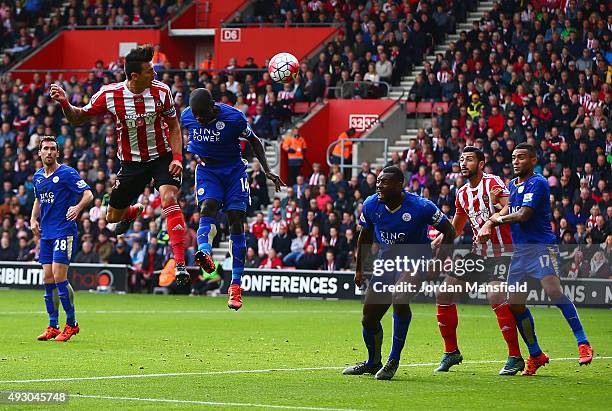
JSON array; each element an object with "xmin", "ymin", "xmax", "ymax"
[
  {"xmin": 39, "ymin": 235, "xmax": 78, "ymax": 265},
  {"xmin": 195, "ymin": 160, "xmax": 251, "ymax": 212},
  {"xmin": 507, "ymin": 244, "xmax": 561, "ymax": 285}
]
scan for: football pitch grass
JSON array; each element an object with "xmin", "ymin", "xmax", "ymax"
[{"xmin": 0, "ymin": 290, "xmax": 610, "ymax": 410}]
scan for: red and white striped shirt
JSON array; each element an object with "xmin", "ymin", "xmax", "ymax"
[
  {"xmin": 455, "ymin": 173, "xmax": 513, "ymax": 257},
  {"xmin": 82, "ymin": 80, "xmax": 176, "ymax": 162}
]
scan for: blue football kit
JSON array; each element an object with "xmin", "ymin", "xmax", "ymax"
[
  {"xmin": 181, "ymin": 103, "xmax": 251, "ymax": 212},
  {"xmin": 507, "ymin": 173, "xmax": 560, "ymax": 285},
  {"xmin": 359, "ymin": 192, "xmax": 449, "ymax": 280},
  {"xmin": 33, "ymin": 164, "xmax": 90, "ymax": 265}
]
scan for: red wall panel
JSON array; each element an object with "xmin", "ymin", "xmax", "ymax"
[
  {"xmin": 280, "ymin": 99, "xmax": 396, "ymax": 181},
  {"xmin": 171, "ymin": 0, "xmax": 247, "ymax": 28},
  {"xmin": 213, "ymin": 27, "xmax": 338, "ymax": 68}
]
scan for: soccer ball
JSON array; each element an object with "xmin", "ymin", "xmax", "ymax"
[{"xmin": 268, "ymin": 52, "xmax": 299, "ymax": 84}]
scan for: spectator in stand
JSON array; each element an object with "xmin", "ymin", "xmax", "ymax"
[
  {"xmin": 258, "ymin": 248, "xmax": 283, "ymax": 269},
  {"xmin": 73, "ymin": 240, "xmax": 100, "ymax": 263},
  {"xmin": 281, "ymin": 128, "xmax": 307, "ymax": 186}
]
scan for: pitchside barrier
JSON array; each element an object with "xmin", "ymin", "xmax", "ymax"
[{"xmin": 1, "ymin": 262, "xmax": 610, "ymax": 308}]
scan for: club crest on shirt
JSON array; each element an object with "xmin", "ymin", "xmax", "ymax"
[
  {"xmin": 482, "ymin": 194, "xmax": 489, "ymax": 203},
  {"xmin": 52, "ymin": 176, "xmax": 59, "ymax": 183},
  {"xmin": 216, "ymin": 121, "xmax": 225, "ymax": 130},
  {"xmin": 197, "ymin": 188, "xmax": 205, "ymax": 196},
  {"xmin": 518, "ymin": 185, "xmax": 525, "ymax": 193},
  {"xmin": 402, "ymin": 212, "xmax": 412, "ymax": 222}
]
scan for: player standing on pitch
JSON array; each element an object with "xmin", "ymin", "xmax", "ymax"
[
  {"xmin": 32, "ymin": 136, "xmax": 93, "ymax": 342},
  {"xmin": 343, "ymin": 166, "xmax": 455, "ymax": 380},
  {"xmin": 431, "ymin": 146, "xmax": 524, "ymax": 375},
  {"xmin": 181, "ymin": 88, "xmax": 284, "ymax": 310},
  {"xmin": 479, "ymin": 143, "xmax": 593, "ymax": 375},
  {"xmin": 49, "ymin": 45, "xmax": 190, "ymax": 284}
]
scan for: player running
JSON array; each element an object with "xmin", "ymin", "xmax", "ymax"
[
  {"xmin": 181, "ymin": 88, "xmax": 284, "ymax": 310},
  {"xmin": 32, "ymin": 136, "xmax": 93, "ymax": 342},
  {"xmin": 343, "ymin": 166, "xmax": 455, "ymax": 380},
  {"xmin": 49, "ymin": 45, "xmax": 190, "ymax": 284},
  {"xmin": 431, "ymin": 146, "xmax": 524, "ymax": 375},
  {"xmin": 479, "ymin": 143, "xmax": 593, "ymax": 375}
]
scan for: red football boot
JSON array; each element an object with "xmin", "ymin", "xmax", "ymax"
[
  {"xmin": 227, "ymin": 284, "xmax": 243, "ymax": 310},
  {"xmin": 522, "ymin": 352, "xmax": 550, "ymax": 375},
  {"xmin": 578, "ymin": 344, "xmax": 593, "ymax": 365},
  {"xmin": 55, "ymin": 323, "xmax": 80, "ymax": 342},
  {"xmin": 37, "ymin": 326, "xmax": 61, "ymax": 341}
]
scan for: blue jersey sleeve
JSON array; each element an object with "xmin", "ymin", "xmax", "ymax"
[
  {"xmin": 358, "ymin": 199, "xmax": 374, "ymax": 230},
  {"xmin": 521, "ymin": 178, "xmax": 547, "ymax": 209},
  {"xmin": 67, "ymin": 168, "xmax": 90, "ymax": 194},
  {"xmin": 423, "ymin": 199, "xmax": 448, "ymax": 228},
  {"xmin": 239, "ymin": 110, "xmax": 253, "ymax": 138}
]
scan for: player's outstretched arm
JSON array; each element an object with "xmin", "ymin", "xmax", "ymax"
[
  {"xmin": 30, "ymin": 198, "xmax": 41, "ymax": 239},
  {"xmin": 477, "ymin": 203, "xmax": 533, "ymax": 243},
  {"xmin": 247, "ymin": 133, "xmax": 285, "ymax": 192},
  {"xmin": 49, "ymin": 84, "xmax": 93, "ymax": 126},
  {"xmin": 66, "ymin": 190, "xmax": 94, "ymax": 221},
  {"xmin": 354, "ymin": 226, "xmax": 374, "ymax": 288}
]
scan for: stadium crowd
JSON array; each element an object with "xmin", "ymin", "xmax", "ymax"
[
  {"xmin": 233, "ymin": 0, "xmax": 475, "ymax": 95},
  {"xmin": 0, "ymin": 0, "xmax": 610, "ymax": 292},
  {"xmin": 0, "ymin": 0, "xmax": 182, "ymax": 70}
]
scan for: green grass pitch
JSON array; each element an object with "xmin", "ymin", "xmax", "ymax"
[{"xmin": 0, "ymin": 290, "xmax": 610, "ymax": 410}]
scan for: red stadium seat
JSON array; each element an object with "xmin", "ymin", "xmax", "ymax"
[
  {"xmin": 406, "ymin": 101, "xmax": 417, "ymax": 114},
  {"xmin": 293, "ymin": 102, "xmax": 312, "ymax": 114},
  {"xmin": 416, "ymin": 102, "xmax": 433, "ymax": 114}
]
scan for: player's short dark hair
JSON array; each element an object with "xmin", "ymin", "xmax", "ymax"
[
  {"xmin": 462, "ymin": 146, "xmax": 485, "ymax": 162},
  {"xmin": 124, "ymin": 45, "xmax": 153, "ymax": 79},
  {"xmin": 515, "ymin": 142, "xmax": 536, "ymax": 157},
  {"xmin": 39, "ymin": 135, "xmax": 58, "ymax": 150},
  {"xmin": 189, "ymin": 88, "xmax": 215, "ymax": 115},
  {"xmin": 382, "ymin": 166, "xmax": 404, "ymax": 185}
]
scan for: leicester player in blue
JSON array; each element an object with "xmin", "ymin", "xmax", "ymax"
[
  {"xmin": 343, "ymin": 166, "xmax": 455, "ymax": 380},
  {"xmin": 479, "ymin": 143, "xmax": 593, "ymax": 375},
  {"xmin": 31, "ymin": 136, "xmax": 93, "ymax": 342},
  {"xmin": 181, "ymin": 88, "xmax": 284, "ymax": 310}
]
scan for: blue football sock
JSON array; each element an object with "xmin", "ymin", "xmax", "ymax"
[
  {"xmin": 229, "ymin": 234, "xmax": 246, "ymax": 286},
  {"xmin": 363, "ymin": 322, "xmax": 383, "ymax": 366},
  {"xmin": 43, "ymin": 283, "xmax": 59, "ymax": 328},
  {"xmin": 56, "ymin": 280, "xmax": 76, "ymax": 327},
  {"xmin": 555, "ymin": 294, "xmax": 589, "ymax": 345},
  {"xmin": 197, "ymin": 216, "xmax": 216, "ymax": 254},
  {"xmin": 389, "ymin": 310, "xmax": 412, "ymax": 361},
  {"xmin": 514, "ymin": 308, "xmax": 542, "ymax": 357}
]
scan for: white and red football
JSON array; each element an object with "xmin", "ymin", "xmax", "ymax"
[{"xmin": 268, "ymin": 52, "xmax": 300, "ymax": 84}]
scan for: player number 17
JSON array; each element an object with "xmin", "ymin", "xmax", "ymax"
[{"xmin": 538, "ymin": 255, "xmax": 550, "ymax": 268}]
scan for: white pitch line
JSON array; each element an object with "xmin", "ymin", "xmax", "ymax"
[
  {"xmin": 71, "ymin": 394, "xmax": 364, "ymax": 411},
  {"xmin": 1, "ymin": 357, "xmax": 609, "ymax": 384}
]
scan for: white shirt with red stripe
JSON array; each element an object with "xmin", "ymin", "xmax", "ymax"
[
  {"xmin": 82, "ymin": 80, "xmax": 176, "ymax": 162},
  {"xmin": 455, "ymin": 173, "xmax": 513, "ymax": 257}
]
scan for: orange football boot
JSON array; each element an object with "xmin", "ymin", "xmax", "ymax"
[
  {"xmin": 37, "ymin": 326, "xmax": 61, "ymax": 341},
  {"xmin": 55, "ymin": 323, "xmax": 80, "ymax": 342},
  {"xmin": 227, "ymin": 284, "xmax": 243, "ymax": 310},
  {"xmin": 578, "ymin": 344, "xmax": 593, "ymax": 365},
  {"xmin": 522, "ymin": 352, "xmax": 550, "ymax": 375}
]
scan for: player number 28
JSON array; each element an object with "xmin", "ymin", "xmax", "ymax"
[{"xmin": 54, "ymin": 239, "xmax": 67, "ymax": 252}]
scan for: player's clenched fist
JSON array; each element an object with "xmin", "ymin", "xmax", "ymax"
[
  {"xmin": 265, "ymin": 171, "xmax": 285, "ymax": 192},
  {"xmin": 49, "ymin": 84, "xmax": 68, "ymax": 103},
  {"xmin": 30, "ymin": 219, "xmax": 40, "ymax": 238},
  {"xmin": 169, "ymin": 159, "xmax": 183, "ymax": 176},
  {"xmin": 354, "ymin": 269, "xmax": 364, "ymax": 288}
]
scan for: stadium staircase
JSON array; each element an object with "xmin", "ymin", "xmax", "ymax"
[{"xmin": 372, "ymin": 0, "xmax": 495, "ymax": 169}]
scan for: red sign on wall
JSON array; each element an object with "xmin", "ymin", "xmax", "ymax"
[
  {"xmin": 221, "ymin": 28, "xmax": 241, "ymax": 42},
  {"xmin": 349, "ymin": 114, "xmax": 379, "ymax": 131}
]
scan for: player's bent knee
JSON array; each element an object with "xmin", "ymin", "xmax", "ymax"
[
  {"xmin": 487, "ymin": 291, "xmax": 506, "ymax": 305},
  {"xmin": 105, "ymin": 206, "xmax": 126, "ymax": 223},
  {"xmin": 436, "ymin": 291, "xmax": 455, "ymax": 305},
  {"xmin": 199, "ymin": 200, "xmax": 219, "ymax": 217}
]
